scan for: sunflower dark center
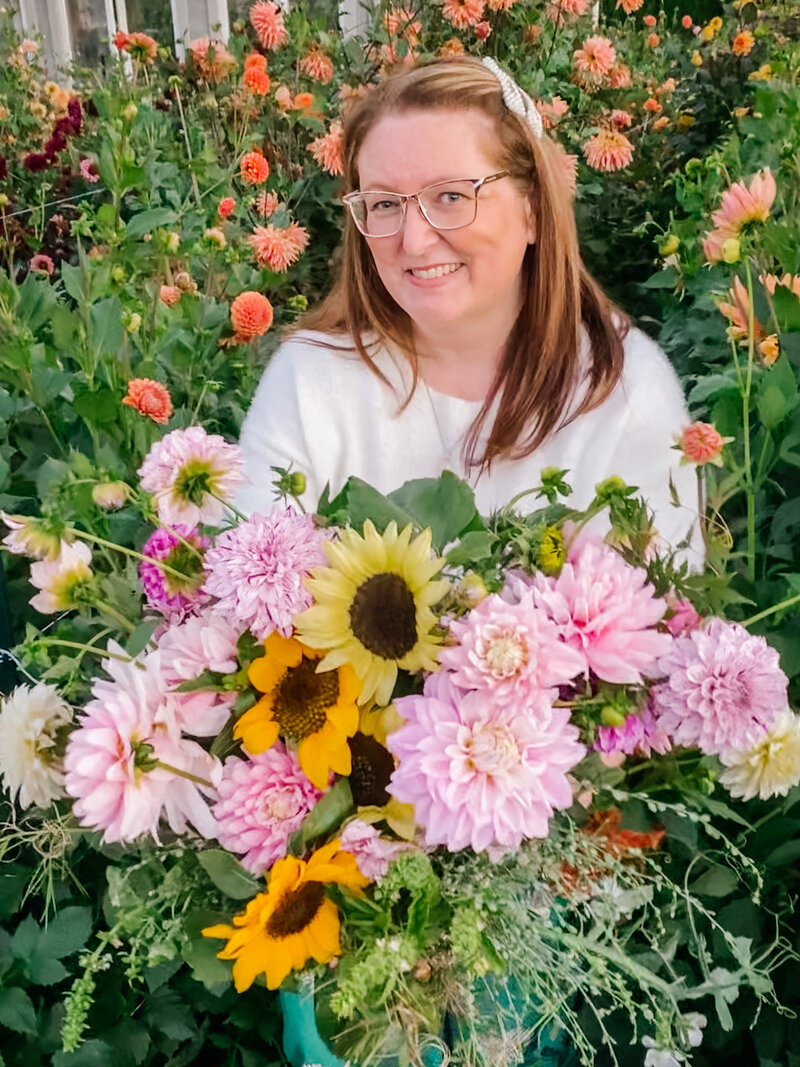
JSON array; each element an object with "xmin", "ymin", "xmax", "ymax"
[
  {"xmin": 272, "ymin": 658, "xmax": 339, "ymax": 740},
  {"xmin": 349, "ymin": 732, "xmax": 394, "ymax": 807},
  {"xmin": 265, "ymin": 881, "xmax": 326, "ymax": 939},
  {"xmin": 349, "ymin": 572, "xmax": 417, "ymax": 661}
]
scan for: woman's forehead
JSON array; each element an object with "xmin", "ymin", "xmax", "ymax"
[{"xmin": 356, "ymin": 108, "xmax": 502, "ymax": 190}]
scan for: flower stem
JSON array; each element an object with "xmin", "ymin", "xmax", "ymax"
[
  {"xmin": 69, "ymin": 528, "xmax": 194, "ymax": 582},
  {"xmin": 155, "ymin": 760, "xmax": 214, "ymax": 789},
  {"xmin": 742, "ymin": 591, "xmax": 800, "ymax": 628},
  {"xmin": 209, "ymin": 490, "xmax": 247, "ymax": 523},
  {"xmin": 742, "ymin": 257, "xmax": 757, "ymax": 583},
  {"xmin": 28, "ymin": 637, "xmax": 132, "ymax": 662},
  {"xmin": 91, "ymin": 599, "xmax": 136, "ymax": 633}
]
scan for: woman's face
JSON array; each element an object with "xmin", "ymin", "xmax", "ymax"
[{"xmin": 355, "ymin": 107, "xmax": 535, "ymax": 338}]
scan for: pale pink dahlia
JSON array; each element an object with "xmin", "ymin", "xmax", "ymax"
[
  {"xmin": 388, "ymin": 673, "xmax": 585, "ymax": 854},
  {"xmin": 532, "ymin": 539, "xmax": 671, "ymax": 684},
  {"xmin": 441, "ymin": 589, "xmax": 585, "ymax": 703},
  {"xmin": 212, "ymin": 745, "xmax": 321, "ymax": 874},
  {"xmin": 157, "ymin": 610, "xmax": 241, "ymax": 736},
  {"xmin": 202, "ymin": 509, "xmax": 327, "ymax": 640},
  {"xmin": 64, "ymin": 644, "xmax": 220, "ymax": 843},
  {"xmin": 338, "ymin": 819, "xmax": 411, "ymax": 883},
  {"xmin": 139, "ymin": 525, "xmax": 209, "ymax": 618},
  {"xmin": 595, "ymin": 705, "xmax": 671, "ymax": 759},
  {"xmin": 651, "ymin": 619, "xmax": 786, "ymax": 756},
  {"xmin": 137, "ymin": 426, "xmax": 245, "ymax": 527}
]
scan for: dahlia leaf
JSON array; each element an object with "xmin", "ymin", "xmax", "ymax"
[
  {"xmin": 388, "ymin": 471, "xmax": 479, "ymax": 550},
  {"xmin": 198, "ymin": 850, "xmax": 261, "ymax": 900},
  {"xmin": 288, "ymin": 778, "xmax": 354, "ymax": 857}
]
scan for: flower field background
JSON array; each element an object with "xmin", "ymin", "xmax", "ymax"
[{"xmin": 0, "ymin": 0, "xmax": 800, "ymax": 1064}]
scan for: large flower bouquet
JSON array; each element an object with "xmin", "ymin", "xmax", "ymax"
[{"xmin": 1, "ymin": 426, "xmax": 798, "ymax": 1067}]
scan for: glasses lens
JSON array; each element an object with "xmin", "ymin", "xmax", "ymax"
[
  {"xmin": 350, "ymin": 192, "xmax": 405, "ymax": 236},
  {"xmin": 418, "ymin": 180, "xmax": 477, "ymax": 230}
]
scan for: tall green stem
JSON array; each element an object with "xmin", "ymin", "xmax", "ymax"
[
  {"xmin": 742, "ymin": 257, "xmax": 757, "ymax": 583},
  {"xmin": 69, "ymin": 528, "xmax": 192, "ymax": 582}
]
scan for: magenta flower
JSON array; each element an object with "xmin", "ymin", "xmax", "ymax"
[
  {"xmin": 79, "ymin": 157, "xmax": 99, "ymax": 183},
  {"xmin": 212, "ymin": 745, "xmax": 322, "ymax": 874},
  {"xmin": 388, "ymin": 673, "xmax": 585, "ymax": 855},
  {"xmin": 531, "ymin": 539, "xmax": 671, "ymax": 684},
  {"xmin": 158, "ymin": 609, "xmax": 241, "ymax": 736},
  {"xmin": 665, "ymin": 595, "xmax": 702, "ymax": 637},
  {"xmin": 595, "ymin": 705, "xmax": 671, "ymax": 759},
  {"xmin": 441, "ymin": 590, "xmax": 586, "ymax": 702},
  {"xmin": 137, "ymin": 426, "xmax": 245, "ymax": 527},
  {"xmin": 203, "ymin": 509, "xmax": 327, "ymax": 639},
  {"xmin": 139, "ymin": 525, "xmax": 209, "ymax": 619},
  {"xmin": 651, "ymin": 619, "xmax": 786, "ymax": 756},
  {"xmin": 63, "ymin": 644, "xmax": 220, "ymax": 843},
  {"xmin": 338, "ymin": 819, "xmax": 411, "ymax": 883}
]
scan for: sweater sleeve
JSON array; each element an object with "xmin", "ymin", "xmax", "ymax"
[
  {"xmin": 604, "ymin": 330, "xmax": 704, "ymax": 567},
  {"xmin": 236, "ymin": 335, "xmax": 333, "ymax": 516}
]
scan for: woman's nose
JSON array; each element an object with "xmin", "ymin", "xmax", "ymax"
[{"xmin": 400, "ymin": 198, "xmax": 441, "ymax": 255}]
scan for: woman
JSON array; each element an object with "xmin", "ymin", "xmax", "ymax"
[
  {"xmin": 239, "ymin": 56, "xmax": 698, "ymax": 1065},
  {"xmin": 238, "ymin": 57, "xmax": 699, "ymax": 561}
]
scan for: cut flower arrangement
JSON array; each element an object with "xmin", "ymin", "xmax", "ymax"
[{"xmin": 1, "ymin": 428, "xmax": 798, "ymax": 1066}]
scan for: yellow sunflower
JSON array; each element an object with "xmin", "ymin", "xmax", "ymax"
[
  {"xmin": 236, "ymin": 632, "xmax": 361, "ymax": 790},
  {"xmin": 203, "ymin": 839, "xmax": 368, "ymax": 992},
  {"xmin": 295, "ymin": 521, "xmax": 449, "ymax": 706}
]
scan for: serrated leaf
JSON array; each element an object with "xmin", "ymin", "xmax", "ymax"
[
  {"xmin": 0, "ymin": 986, "xmax": 36, "ymax": 1034},
  {"xmin": 39, "ymin": 906, "xmax": 93, "ymax": 959},
  {"xmin": 53, "ymin": 1039, "xmax": 114, "ymax": 1066},
  {"xmin": 445, "ymin": 530, "xmax": 497, "ymax": 567},
  {"xmin": 143, "ymin": 989, "xmax": 198, "ymax": 1041},
  {"xmin": 181, "ymin": 932, "xmax": 232, "ymax": 990},
  {"xmin": 288, "ymin": 778, "xmax": 354, "ymax": 856},
  {"xmin": 198, "ymin": 850, "xmax": 261, "ymax": 900},
  {"xmin": 387, "ymin": 472, "xmax": 479, "ymax": 550}
]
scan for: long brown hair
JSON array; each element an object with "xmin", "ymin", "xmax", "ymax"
[{"xmin": 297, "ymin": 56, "xmax": 627, "ymax": 469}]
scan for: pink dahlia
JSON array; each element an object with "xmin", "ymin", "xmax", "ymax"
[
  {"xmin": 573, "ymin": 35, "xmax": 617, "ymax": 78},
  {"xmin": 250, "ymin": 1, "xmax": 289, "ymax": 50},
  {"xmin": 64, "ymin": 644, "xmax": 220, "ymax": 843},
  {"xmin": 531, "ymin": 539, "xmax": 671, "ymax": 684},
  {"xmin": 388, "ymin": 673, "xmax": 585, "ymax": 855},
  {"xmin": 139, "ymin": 525, "xmax": 209, "ymax": 618},
  {"xmin": 440, "ymin": 589, "xmax": 585, "ymax": 702},
  {"xmin": 202, "ymin": 509, "xmax": 327, "ymax": 640},
  {"xmin": 137, "ymin": 426, "xmax": 245, "ymax": 527},
  {"xmin": 595, "ymin": 705, "xmax": 671, "ymax": 759},
  {"xmin": 652, "ymin": 619, "xmax": 786, "ymax": 756},
  {"xmin": 158, "ymin": 609, "xmax": 241, "ymax": 736},
  {"xmin": 338, "ymin": 819, "xmax": 411, "ymax": 883},
  {"xmin": 212, "ymin": 745, "xmax": 321, "ymax": 874}
]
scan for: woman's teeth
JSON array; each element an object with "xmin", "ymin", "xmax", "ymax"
[{"xmin": 409, "ymin": 263, "xmax": 462, "ymax": 279}]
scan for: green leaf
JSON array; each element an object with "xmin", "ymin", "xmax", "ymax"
[
  {"xmin": 288, "ymin": 778, "xmax": 354, "ymax": 857},
  {"xmin": 757, "ymin": 384, "xmax": 789, "ymax": 430},
  {"xmin": 73, "ymin": 385, "xmax": 119, "ymax": 426},
  {"xmin": 198, "ymin": 850, "xmax": 262, "ymax": 900},
  {"xmin": 181, "ymin": 932, "xmax": 232, "ymax": 990},
  {"xmin": 125, "ymin": 208, "xmax": 178, "ymax": 239},
  {"xmin": 774, "ymin": 284, "xmax": 800, "ymax": 333},
  {"xmin": 39, "ymin": 906, "xmax": 93, "ymax": 959},
  {"xmin": 89, "ymin": 297, "xmax": 124, "ymax": 357},
  {"xmin": 688, "ymin": 373, "xmax": 740, "ymax": 405},
  {"xmin": 689, "ymin": 866, "xmax": 740, "ymax": 897},
  {"xmin": 0, "ymin": 987, "xmax": 37, "ymax": 1034},
  {"xmin": 765, "ymin": 839, "xmax": 800, "ymax": 867},
  {"xmin": 53, "ymin": 1039, "xmax": 114, "ymax": 1066},
  {"xmin": 317, "ymin": 476, "xmax": 415, "ymax": 533},
  {"xmin": 387, "ymin": 472, "xmax": 479, "ymax": 551},
  {"xmin": 445, "ymin": 529, "xmax": 498, "ymax": 567},
  {"xmin": 641, "ymin": 267, "xmax": 679, "ymax": 290},
  {"xmin": 125, "ymin": 618, "xmax": 160, "ymax": 657},
  {"xmin": 60, "ymin": 262, "xmax": 85, "ymax": 303},
  {"xmin": 143, "ymin": 989, "xmax": 198, "ymax": 1041}
]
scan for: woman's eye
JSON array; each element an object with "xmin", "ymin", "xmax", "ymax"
[
  {"xmin": 370, "ymin": 199, "xmax": 401, "ymax": 213},
  {"xmin": 438, "ymin": 190, "xmax": 465, "ymax": 205}
]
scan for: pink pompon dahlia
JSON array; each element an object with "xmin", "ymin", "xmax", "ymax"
[
  {"xmin": 440, "ymin": 589, "xmax": 586, "ymax": 702},
  {"xmin": 64, "ymin": 644, "xmax": 220, "ymax": 843},
  {"xmin": 651, "ymin": 619, "xmax": 787, "ymax": 756},
  {"xmin": 531, "ymin": 539, "xmax": 671, "ymax": 684},
  {"xmin": 212, "ymin": 745, "xmax": 322, "ymax": 874},
  {"xmin": 250, "ymin": 1, "xmax": 289, "ymax": 50},
  {"xmin": 140, "ymin": 525, "xmax": 209, "ymax": 619},
  {"xmin": 338, "ymin": 819, "xmax": 411, "ymax": 883},
  {"xmin": 248, "ymin": 222, "xmax": 309, "ymax": 271},
  {"xmin": 595, "ymin": 705, "xmax": 671, "ymax": 759},
  {"xmin": 388, "ymin": 673, "xmax": 585, "ymax": 855},
  {"xmin": 137, "ymin": 426, "xmax": 245, "ymax": 527},
  {"xmin": 158, "ymin": 609, "xmax": 241, "ymax": 736},
  {"xmin": 202, "ymin": 509, "xmax": 328, "ymax": 640},
  {"xmin": 308, "ymin": 122, "xmax": 345, "ymax": 176}
]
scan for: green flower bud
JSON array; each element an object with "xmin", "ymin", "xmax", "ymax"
[
  {"xmin": 601, "ymin": 706, "xmax": 628, "ymax": 727},
  {"xmin": 721, "ymin": 237, "xmax": 741, "ymax": 264},
  {"xmin": 123, "ymin": 102, "xmax": 138, "ymax": 122},
  {"xmin": 659, "ymin": 234, "xmax": 680, "ymax": 257},
  {"xmin": 125, "ymin": 312, "xmax": 142, "ymax": 334},
  {"xmin": 111, "ymin": 265, "xmax": 126, "ymax": 284}
]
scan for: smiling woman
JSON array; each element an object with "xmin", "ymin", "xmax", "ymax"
[{"xmin": 237, "ymin": 57, "xmax": 700, "ymax": 560}]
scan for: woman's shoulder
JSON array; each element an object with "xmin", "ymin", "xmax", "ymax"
[
  {"xmin": 616, "ymin": 325, "xmax": 687, "ymax": 414},
  {"xmin": 265, "ymin": 329, "xmax": 394, "ymax": 386}
]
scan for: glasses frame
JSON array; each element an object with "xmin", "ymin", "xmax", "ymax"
[{"xmin": 342, "ymin": 171, "xmax": 510, "ymax": 238}]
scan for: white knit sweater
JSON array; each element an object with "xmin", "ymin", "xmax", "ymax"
[{"xmin": 237, "ymin": 328, "xmax": 700, "ymax": 561}]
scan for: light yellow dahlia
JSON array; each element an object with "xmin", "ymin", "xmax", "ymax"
[
  {"xmin": 720, "ymin": 710, "xmax": 800, "ymax": 801},
  {"xmin": 295, "ymin": 521, "xmax": 449, "ymax": 705}
]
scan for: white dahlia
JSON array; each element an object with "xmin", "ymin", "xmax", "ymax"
[
  {"xmin": 719, "ymin": 710, "xmax": 800, "ymax": 801},
  {"xmin": 0, "ymin": 683, "xmax": 73, "ymax": 808}
]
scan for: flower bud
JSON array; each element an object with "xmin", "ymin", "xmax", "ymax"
[
  {"xmin": 123, "ymin": 102, "xmax": 138, "ymax": 122},
  {"xmin": 111, "ymin": 265, "xmax": 126, "ymax": 284},
  {"xmin": 164, "ymin": 231, "xmax": 180, "ymax": 254},
  {"xmin": 600, "ymin": 706, "xmax": 628, "ymax": 727},
  {"xmin": 288, "ymin": 471, "xmax": 307, "ymax": 497},
  {"xmin": 0, "ymin": 194, "xmax": 8, "ymax": 208},
  {"xmin": 125, "ymin": 311, "xmax": 142, "ymax": 334},
  {"xmin": 92, "ymin": 481, "xmax": 131, "ymax": 510},
  {"xmin": 659, "ymin": 234, "xmax": 680, "ymax": 257}
]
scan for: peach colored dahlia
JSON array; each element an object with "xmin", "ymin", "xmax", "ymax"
[
  {"xmin": 248, "ymin": 222, "xmax": 309, "ymax": 271},
  {"xmin": 308, "ymin": 122, "xmax": 344, "ymax": 176},
  {"xmin": 249, "ymin": 1, "xmax": 289, "ymax": 50},
  {"xmin": 442, "ymin": 0, "xmax": 486, "ymax": 30},
  {"xmin": 299, "ymin": 48, "xmax": 335, "ymax": 84},
  {"xmin": 573, "ymin": 35, "xmax": 616, "ymax": 78},
  {"xmin": 582, "ymin": 128, "xmax": 634, "ymax": 171}
]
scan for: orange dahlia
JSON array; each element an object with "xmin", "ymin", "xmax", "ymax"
[
  {"xmin": 122, "ymin": 378, "xmax": 173, "ymax": 425},
  {"xmin": 573, "ymin": 35, "xmax": 616, "ymax": 78},
  {"xmin": 307, "ymin": 122, "xmax": 344, "ymax": 176},
  {"xmin": 244, "ymin": 52, "xmax": 268, "ymax": 72},
  {"xmin": 441, "ymin": 0, "xmax": 485, "ymax": 30},
  {"xmin": 159, "ymin": 285, "xmax": 181, "ymax": 307},
  {"xmin": 250, "ymin": 1, "xmax": 289, "ymax": 50},
  {"xmin": 582, "ymin": 129, "xmax": 634, "ymax": 172},
  {"xmin": 248, "ymin": 223, "xmax": 309, "ymax": 272},
  {"xmin": 255, "ymin": 191, "xmax": 280, "ymax": 218},
  {"xmin": 230, "ymin": 291, "xmax": 274, "ymax": 341},
  {"xmin": 244, "ymin": 67, "xmax": 271, "ymax": 95},
  {"xmin": 240, "ymin": 149, "xmax": 270, "ymax": 185},
  {"xmin": 732, "ymin": 30, "xmax": 755, "ymax": 57},
  {"xmin": 292, "ymin": 91, "xmax": 314, "ymax": 110},
  {"xmin": 218, "ymin": 196, "xmax": 236, "ymax": 219}
]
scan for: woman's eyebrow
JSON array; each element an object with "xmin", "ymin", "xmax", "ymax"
[{"xmin": 357, "ymin": 174, "xmax": 467, "ymax": 191}]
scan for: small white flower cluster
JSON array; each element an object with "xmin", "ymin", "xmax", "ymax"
[{"xmin": 643, "ymin": 1013, "xmax": 707, "ymax": 1067}]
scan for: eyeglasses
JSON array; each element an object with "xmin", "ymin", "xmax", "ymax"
[{"xmin": 342, "ymin": 171, "xmax": 510, "ymax": 238}]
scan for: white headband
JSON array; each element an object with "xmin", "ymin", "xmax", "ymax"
[{"xmin": 482, "ymin": 57, "xmax": 543, "ymax": 140}]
